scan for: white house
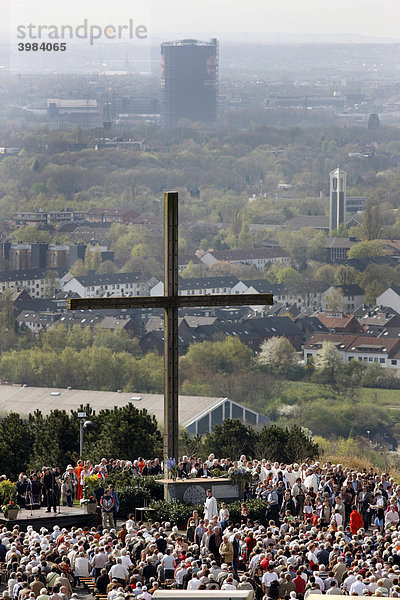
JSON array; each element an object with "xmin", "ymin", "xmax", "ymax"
[
  {"xmin": 321, "ymin": 284, "xmax": 365, "ymax": 313},
  {"xmin": 63, "ymin": 272, "xmax": 157, "ymax": 298},
  {"xmin": 200, "ymin": 247, "xmax": 290, "ymax": 270},
  {"xmin": 304, "ymin": 333, "xmax": 400, "ymax": 371},
  {"xmin": 0, "ymin": 269, "xmax": 62, "ymax": 298},
  {"xmin": 376, "ymin": 287, "xmax": 400, "ymax": 315},
  {"xmin": 150, "ymin": 276, "xmax": 247, "ymax": 296}
]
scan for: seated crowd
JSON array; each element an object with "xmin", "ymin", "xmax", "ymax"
[{"xmin": 1, "ymin": 456, "xmax": 400, "ymax": 600}]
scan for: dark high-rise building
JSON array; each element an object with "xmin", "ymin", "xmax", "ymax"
[
  {"xmin": 161, "ymin": 38, "xmax": 218, "ymax": 128},
  {"xmin": 30, "ymin": 243, "xmax": 49, "ymax": 269}
]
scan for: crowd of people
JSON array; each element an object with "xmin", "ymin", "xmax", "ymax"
[
  {"xmin": 12, "ymin": 459, "xmax": 158, "ymax": 512},
  {"xmin": 2, "ymin": 456, "xmax": 400, "ymax": 600}
]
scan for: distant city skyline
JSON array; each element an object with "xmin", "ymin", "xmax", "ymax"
[{"xmin": 1, "ymin": 0, "xmax": 400, "ymax": 42}]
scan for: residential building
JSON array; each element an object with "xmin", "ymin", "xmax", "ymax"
[
  {"xmin": 244, "ymin": 280, "xmax": 329, "ymax": 312},
  {"xmin": 150, "ymin": 276, "xmax": 247, "ymax": 297},
  {"xmin": 16, "ymin": 311, "xmax": 61, "ymax": 332},
  {"xmin": 0, "ymin": 269, "xmax": 63, "ymax": 298},
  {"xmin": 358, "ymin": 305, "xmax": 400, "ymax": 332},
  {"xmin": 322, "ymin": 284, "xmax": 364, "ymax": 312},
  {"xmin": 62, "ymin": 272, "xmax": 157, "ymax": 298},
  {"xmin": 86, "ymin": 208, "xmax": 141, "ymax": 224},
  {"xmin": 200, "ymin": 247, "xmax": 290, "ymax": 270},
  {"xmin": 304, "ymin": 333, "xmax": 400, "ymax": 370},
  {"xmin": 294, "ymin": 316, "xmax": 329, "ymax": 345},
  {"xmin": 13, "ymin": 209, "xmax": 86, "ymax": 226},
  {"xmin": 98, "ymin": 316, "xmax": 137, "ymax": 335},
  {"xmin": 316, "ymin": 312, "xmax": 364, "ymax": 334},
  {"xmin": 0, "ymin": 147, "xmax": 21, "ymax": 156},
  {"xmin": 3, "ymin": 242, "xmax": 113, "ymax": 271},
  {"xmin": 376, "ymin": 287, "xmax": 400, "ymax": 314}
]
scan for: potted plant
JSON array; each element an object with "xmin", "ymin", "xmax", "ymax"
[
  {"xmin": 81, "ymin": 474, "xmax": 100, "ymax": 513},
  {"xmin": 0, "ymin": 480, "xmax": 20, "ymax": 519},
  {"xmin": 166, "ymin": 458, "xmax": 179, "ymax": 481},
  {"xmin": 228, "ymin": 469, "xmax": 253, "ymax": 500}
]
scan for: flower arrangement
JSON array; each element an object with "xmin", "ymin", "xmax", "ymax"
[
  {"xmin": 210, "ymin": 468, "xmax": 228, "ymax": 479},
  {"xmin": 1, "ymin": 499, "xmax": 20, "ymax": 515},
  {"xmin": 82, "ymin": 474, "xmax": 100, "ymax": 501},
  {"xmin": 0, "ymin": 479, "xmax": 17, "ymax": 505},
  {"xmin": 166, "ymin": 458, "xmax": 179, "ymax": 480},
  {"xmin": 0, "ymin": 480, "xmax": 20, "ymax": 515},
  {"xmin": 228, "ymin": 469, "xmax": 253, "ymax": 488}
]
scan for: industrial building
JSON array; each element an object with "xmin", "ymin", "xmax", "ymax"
[
  {"xmin": 0, "ymin": 386, "xmax": 268, "ymax": 434},
  {"xmin": 161, "ymin": 38, "xmax": 218, "ymax": 128}
]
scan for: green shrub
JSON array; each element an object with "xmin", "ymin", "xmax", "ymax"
[
  {"xmin": 110, "ymin": 474, "xmax": 164, "ymax": 517},
  {"xmin": 149, "ymin": 497, "xmax": 269, "ymax": 528},
  {"xmin": 150, "ymin": 500, "xmax": 203, "ymax": 527},
  {"xmin": 118, "ymin": 486, "xmax": 151, "ymax": 517}
]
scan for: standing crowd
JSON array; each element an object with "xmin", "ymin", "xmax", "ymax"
[{"xmin": 1, "ymin": 456, "xmax": 400, "ymax": 600}]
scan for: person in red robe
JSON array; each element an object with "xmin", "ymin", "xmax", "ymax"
[
  {"xmin": 74, "ymin": 460, "xmax": 84, "ymax": 501},
  {"xmin": 350, "ymin": 508, "xmax": 363, "ymax": 535}
]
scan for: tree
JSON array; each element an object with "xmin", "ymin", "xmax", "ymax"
[
  {"xmin": 286, "ymin": 425, "xmax": 319, "ymax": 462},
  {"xmin": 0, "ymin": 413, "xmax": 34, "ymax": 478},
  {"xmin": 307, "ymin": 231, "xmax": 326, "ymax": 261},
  {"xmin": 278, "ymin": 230, "xmax": 308, "ymax": 269},
  {"xmin": 96, "ymin": 260, "xmax": 117, "ymax": 275},
  {"xmin": 183, "ymin": 337, "xmax": 253, "ymax": 375},
  {"xmin": 238, "ymin": 219, "xmax": 254, "ymax": 249},
  {"xmin": 334, "ymin": 266, "xmax": 357, "ymax": 286},
  {"xmin": 275, "ymin": 267, "xmax": 300, "ymax": 285},
  {"xmin": 202, "ymin": 419, "xmax": 258, "ymax": 459},
  {"xmin": 256, "ymin": 425, "xmax": 319, "ymax": 463},
  {"xmin": 361, "ymin": 202, "xmax": 383, "ymax": 241},
  {"xmin": 347, "ymin": 239, "xmax": 387, "ymax": 259},
  {"xmin": 10, "ymin": 226, "xmax": 50, "ymax": 243},
  {"xmin": 329, "ymin": 224, "xmax": 348, "ymax": 238},
  {"xmin": 85, "ymin": 245, "xmax": 102, "ymax": 271},
  {"xmin": 44, "ymin": 270, "xmax": 58, "ymax": 297},
  {"xmin": 315, "ymin": 264, "xmax": 336, "ymax": 286},
  {"xmin": 84, "ymin": 404, "xmax": 162, "ymax": 462},
  {"xmin": 180, "ymin": 261, "xmax": 209, "ymax": 278},
  {"xmin": 28, "ymin": 409, "xmax": 79, "ymax": 469},
  {"xmin": 69, "ymin": 259, "xmax": 88, "ymax": 277},
  {"xmin": 257, "ymin": 336, "xmax": 299, "ymax": 376},
  {"xmin": 0, "ymin": 289, "xmax": 16, "ymax": 350},
  {"xmin": 324, "ymin": 287, "xmax": 344, "ymax": 312},
  {"xmin": 314, "ymin": 341, "xmax": 343, "ymax": 384}
]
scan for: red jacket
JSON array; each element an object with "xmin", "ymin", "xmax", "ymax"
[{"xmin": 294, "ymin": 576, "xmax": 306, "ymax": 595}]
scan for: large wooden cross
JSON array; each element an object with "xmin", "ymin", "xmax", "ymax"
[{"xmin": 68, "ymin": 191, "xmax": 273, "ymax": 468}]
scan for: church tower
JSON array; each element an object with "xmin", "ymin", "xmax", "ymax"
[{"xmin": 329, "ymin": 167, "xmax": 346, "ymax": 232}]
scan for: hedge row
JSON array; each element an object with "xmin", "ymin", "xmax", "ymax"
[
  {"xmin": 148, "ymin": 498, "xmax": 269, "ymax": 529},
  {"xmin": 114, "ymin": 476, "xmax": 164, "ymax": 517}
]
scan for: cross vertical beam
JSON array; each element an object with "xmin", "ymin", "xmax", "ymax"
[{"xmin": 164, "ymin": 191, "xmax": 179, "ymax": 473}]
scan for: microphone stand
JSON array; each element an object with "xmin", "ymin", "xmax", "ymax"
[
  {"xmin": 28, "ymin": 479, "xmax": 33, "ymax": 517},
  {"xmin": 56, "ymin": 473, "xmax": 61, "ymax": 515}
]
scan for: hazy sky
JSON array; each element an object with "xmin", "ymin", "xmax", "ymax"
[{"xmin": 3, "ymin": 0, "xmax": 400, "ymax": 42}]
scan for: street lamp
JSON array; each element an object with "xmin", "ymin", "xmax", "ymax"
[{"xmin": 77, "ymin": 411, "xmax": 94, "ymax": 458}]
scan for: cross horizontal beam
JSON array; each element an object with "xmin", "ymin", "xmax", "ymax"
[{"xmin": 67, "ymin": 293, "xmax": 274, "ymax": 311}]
